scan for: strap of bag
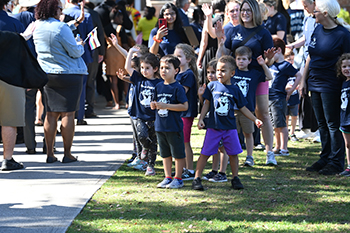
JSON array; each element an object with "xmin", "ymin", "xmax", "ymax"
[{"xmin": 237, "ymin": 26, "xmax": 263, "ymax": 47}]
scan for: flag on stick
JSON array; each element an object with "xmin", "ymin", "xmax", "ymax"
[{"xmin": 85, "ymin": 27, "xmax": 100, "ymax": 50}]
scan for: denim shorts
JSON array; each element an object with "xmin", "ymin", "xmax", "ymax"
[
  {"xmin": 156, "ymin": 131, "xmax": 186, "ymax": 159},
  {"xmin": 269, "ymin": 98, "xmax": 287, "ymax": 128},
  {"xmin": 286, "ymin": 104, "xmax": 298, "ymax": 116}
]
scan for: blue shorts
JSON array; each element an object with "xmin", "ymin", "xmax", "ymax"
[
  {"xmin": 156, "ymin": 131, "xmax": 186, "ymax": 159},
  {"xmin": 286, "ymin": 104, "xmax": 298, "ymax": 116},
  {"xmin": 340, "ymin": 125, "xmax": 350, "ymax": 134},
  {"xmin": 201, "ymin": 128, "xmax": 242, "ymax": 156},
  {"xmin": 269, "ymin": 98, "xmax": 287, "ymax": 128}
]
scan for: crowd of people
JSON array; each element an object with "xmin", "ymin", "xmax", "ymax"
[{"xmin": 1, "ymin": 0, "xmax": 350, "ymax": 191}]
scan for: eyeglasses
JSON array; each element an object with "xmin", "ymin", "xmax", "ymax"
[
  {"xmin": 241, "ymin": 8, "xmax": 252, "ymax": 14},
  {"xmin": 163, "ymin": 12, "xmax": 176, "ymax": 17}
]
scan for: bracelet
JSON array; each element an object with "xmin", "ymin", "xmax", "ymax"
[
  {"xmin": 153, "ymin": 35, "xmax": 163, "ymax": 43},
  {"xmin": 292, "ymin": 45, "xmax": 295, "ymax": 49},
  {"xmin": 75, "ymin": 19, "xmax": 81, "ymax": 25}
]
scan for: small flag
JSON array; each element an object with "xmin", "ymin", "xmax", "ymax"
[{"xmin": 86, "ymin": 27, "xmax": 100, "ymax": 50}]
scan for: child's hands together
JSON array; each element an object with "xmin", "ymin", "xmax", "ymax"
[
  {"xmin": 151, "ymin": 101, "xmax": 167, "ymax": 110},
  {"xmin": 255, "ymin": 119, "xmax": 263, "ymax": 128}
]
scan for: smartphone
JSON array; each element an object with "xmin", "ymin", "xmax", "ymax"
[{"xmin": 158, "ymin": 18, "xmax": 167, "ymax": 29}]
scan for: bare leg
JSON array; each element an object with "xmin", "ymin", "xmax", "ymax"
[
  {"xmin": 243, "ymin": 132, "xmax": 254, "ymax": 157},
  {"xmin": 60, "ymin": 112, "xmax": 76, "ymax": 159},
  {"xmin": 274, "ymin": 128, "xmax": 281, "ymax": 150},
  {"xmin": 280, "ymin": 126, "xmax": 289, "ymax": 150},
  {"xmin": 256, "ymin": 94, "xmax": 273, "ymax": 152},
  {"xmin": 290, "ymin": 116, "xmax": 298, "ymax": 135},
  {"xmin": 229, "ymin": 155, "xmax": 239, "ymax": 177},
  {"xmin": 342, "ymin": 133, "xmax": 350, "ymax": 167},
  {"xmin": 35, "ymin": 91, "xmax": 44, "ymax": 124},
  {"xmin": 218, "ymin": 147, "xmax": 229, "ymax": 173},
  {"xmin": 163, "ymin": 157, "xmax": 172, "ymax": 178},
  {"xmin": 211, "ymin": 152, "xmax": 219, "ymax": 171},
  {"xmin": 194, "ymin": 154, "xmax": 210, "ymax": 178},
  {"xmin": 2, "ymin": 126, "xmax": 16, "ymax": 160},
  {"xmin": 109, "ymin": 75, "xmax": 119, "ymax": 109},
  {"xmin": 175, "ymin": 158, "xmax": 186, "ymax": 179},
  {"xmin": 185, "ymin": 142, "xmax": 194, "ymax": 170},
  {"xmin": 44, "ymin": 112, "xmax": 60, "ymax": 159}
]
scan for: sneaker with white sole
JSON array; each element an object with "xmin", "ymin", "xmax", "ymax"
[
  {"xmin": 243, "ymin": 156, "xmax": 254, "ymax": 167},
  {"xmin": 157, "ymin": 178, "xmax": 172, "ymax": 188},
  {"xmin": 254, "ymin": 143, "xmax": 265, "ymax": 150},
  {"xmin": 145, "ymin": 166, "xmax": 155, "ymax": 176},
  {"xmin": 181, "ymin": 168, "xmax": 195, "ymax": 180},
  {"xmin": 339, "ymin": 168, "xmax": 350, "ymax": 177},
  {"xmin": 127, "ymin": 157, "xmax": 141, "ymax": 167},
  {"xmin": 275, "ymin": 149, "xmax": 289, "ymax": 156},
  {"xmin": 133, "ymin": 160, "xmax": 147, "ymax": 170},
  {"xmin": 166, "ymin": 178, "xmax": 184, "ymax": 189},
  {"xmin": 209, "ymin": 173, "xmax": 228, "ymax": 182},
  {"xmin": 266, "ymin": 151, "xmax": 277, "ymax": 165},
  {"xmin": 203, "ymin": 171, "xmax": 217, "ymax": 181},
  {"xmin": 290, "ymin": 134, "xmax": 299, "ymax": 142}
]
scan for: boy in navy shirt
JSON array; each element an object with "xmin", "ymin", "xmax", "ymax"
[
  {"xmin": 269, "ymin": 38, "xmax": 301, "ymax": 156},
  {"xmin": 232, "ymin": 46, "xmax": 274, "ymax": 166},
  {"xmin": 192, "ymin": 56, "xmax": 263, "ymax": 191},
  {"xmin": 151, "ymin": 55, "xmax": 188, "ymax": 189}
]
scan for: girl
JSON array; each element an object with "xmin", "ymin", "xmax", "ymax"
[
  {"xmin": 338, "ymin": 53, "xmax": 350, "ymax": 176},
  {"xmin": 124, "ymin": 47, "xmax": 162, "ymax": 175},
  {"xmin": 198, "ymin": 59, "xmax": 230, "ymax": 182},
  {"xmin": 136, "ymin": 6, "xmax": 157, "ymax": 47},
  {"xmin": 173, "ymin": 43, "xmax": 198, "ymax": 180}
]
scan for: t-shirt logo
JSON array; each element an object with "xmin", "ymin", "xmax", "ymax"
[
  {"xmin": 233, "ymin": 33, "xmax": 243, "ymax": 41},
  {"xmin": 158, "ymin": 97, "xmax": 169, "ymax": 117},
  {"xmin": 309, "ymin": 38, "xmax": 316, "ymax": 48},
  {"xmin": 215, "ymin": 96, "xmax": 230, "ymax": 116},
  {"xmin": 139, "ymin": 89, "xmax": 153, "ymax": 107},
  {"xmin": 236, "ymin": 80, "xmax": 249, "ymax": 97},
  {"xmin": 341, "ymin": 91, "xmax": 348, "ymax": 111}
]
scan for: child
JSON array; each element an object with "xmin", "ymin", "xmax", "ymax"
[
  {"xmin": 151, "ymin": 55, "xmax": 188, "ymax": 188},
  {"xmin": 198, "ymin": 59, "xmax": 230, "ymax": 182},
  {"xmin": 232, "ymin": 46, "xmax": 274, "ymax": 166},
  {"xmin": 284, "ymin": 48, "xmax": 300, "ymax": 142},
  {"xmin": 192, "ymin": 56, "xmax": 263, "ymax": 191},
  {"xmin": 338, "ymin": 53, "xmax": 350, "ymax": 177},
  {"xmin": 269, "ymin": 38, "xmax": 301, "ymax": 156},
  {"xmin": 173, "ymin": 43, "xmax": 198, "ymax": 180},
  {"xmin": 124, "ymin": 47, "xmax": 162, "ymax": 175}
]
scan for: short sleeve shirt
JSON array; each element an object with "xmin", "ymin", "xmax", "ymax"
[
  {"xmin": 175, "ymin": 69, "xmax": 198, "ymax": 118},
  {"xmin": 149, "ymin": 28, "xmax": 183, "ymax": 56},
  {"xmin": 341, "ymin": 80, "xmax": 350, "ymax": 127},
  {"xmin": 286, "ymin": 76, "xmax": 300, "ymax": 106},
  {"xmin": 264, "ymin": 12, "xmax": 287, "ymax": 43}
]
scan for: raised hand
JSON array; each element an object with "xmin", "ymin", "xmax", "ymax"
[{"xmin": 202, "ymin": 3, "xmax": 213, "ymax": 17}]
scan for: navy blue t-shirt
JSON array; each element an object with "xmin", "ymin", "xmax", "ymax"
[
  {"xmin": 308, "ymin": 25, "xmax": 350, "ymax": 93},
  {"xmin": 225, "ymin": 25, "xmax": 273, "ymax": 72},
  {"xmin": 286, "ymin": 76, "xmax": 300, "ymax": 106},
  {"xmin": 0, "ymin": 10, "xmax": 24, "ymax": 33},
  {"xmin": 287, "ymin": 8, "xmax": 304, "ymax": 36},
  {"xmin": 202, "ymin": 81, "xmax": 247, "ymax": 130},
  {"xmin": 264, "ymin": 12, "xmax": 287, "ymax": 43},
  {"xmin": 341, "ymin": 80, "xmax": 350, "ymax": 127},
  {"xmin": 269, "ymin": 61, "xmax": 298, "ymax": 100},
  {"xmin": 223, "ymin": 21, "xmax": 234, "ymax": 34},
  {"xmin": 154, "ymin": 81, "xmax": 188, "ymax": 132},
  {"xmin": 130, "ymin": 71, "xmax": 162, "ymax": 121},
  {"xmin": 175, "ymin": 69, "xmax": 198, "ymax": 118},
  {"xmin": 232, "ymin": 69, "xmax": 265, "ymax": 111},
  {"xmin": 149, "ymin": 28, "xmax": 183, "ymax": 56}
]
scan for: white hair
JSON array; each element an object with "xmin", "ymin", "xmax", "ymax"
[{"xmin": 315, "ymin": 0, "xmax": 350, "ymax": 31}]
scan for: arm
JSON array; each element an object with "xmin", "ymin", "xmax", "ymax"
[
  {"xmin": 109, "ymin": 33, "xmax": 127, "ymax": 58},
  {"xmin": 58, "ymin": 24, "xmax": 85, "ymax": 58},
  {"xmin": 216, "ymin": 36, "xmax": 230, "ymax": 58},
  {"xmin": 125, "ymin": 46, "xmax": 139, "ymax": 76},
  {"xmin": 202, "ymin": 4, "xmax": 216, "ymax": 39},
  {"xmin": 149, "ymin": 26, "xmax": 167, "ymax": 55},
  {"xmin": 197, "ymin": 31, "xmax": 208, "ymax": 69},
  {"xmin": 275, "ymin": 31, "xmax": 285, "ymax": 41},
  {"xmin": 286, "ymin": 35, "xmax": 305, "ymax": 49},
  {"xmin": 239, "ymin": 106, "xmax": 263, "ymax": 128},
  {"xmin": 286, "ymin": 71, "xmax": 302, "ymax": 101},
  {"xmin": 151, "ymin": 101, "xmax": 188, "ymax": 112},
  {"xmin": 299, "ymin": 55, "xmax": 311, "ymax": 97},
  {"xmin": 116, "ymin": 68, "xmax": 132, "ymax": 83},
  {"xmin": 264, "ymin": 48, "xmax": 276, "ymax": 66},
  {"xmin": 198, "ymin": 99, "xmax": 210, "ymax": 129},
  {"xmin": 74, "ymin": 0, "xmax": 85, "ymax": 27},
  {"xmin": 257, "ymin": 55, "xmax": 272, "ymax": 81},
  {"xmin": 197, "ymin": 84, "xmax": 206, "ymax": 105}
]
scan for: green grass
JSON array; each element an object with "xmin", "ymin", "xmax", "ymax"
[{"xmin": 67, "ymin": 123, "xmax": 350, "ymax": 233}]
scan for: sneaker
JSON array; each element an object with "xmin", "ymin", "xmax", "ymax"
[
  {"xmin": 141, "ymin": 149, "xmax": 148, "ymax": 160},
  {"xmin": 290, "ymin": 134, "xmax": 299, "ymax": 142},
  {"xmin": 254, "ymin": 143, "xmax": 265, "ymax": 150},
  {"xmin": 133, "ymin": 160, "xmax": 148, "ymax": 171},
  {"xmin": 275, "ymin": 149, "xmax": 289, "ymax": 156},
  {"xmin": 181, "ymin": 168, "xmax": 195, "ymax": 180},
  {"xmin": 306, "ymin": 162, "xmax": 324, "ymax": 172},
  {"xmin": 192, "ymin": 177, "xmax": 204, "ymax": 190},
  {"xmin": 318, "ymin": 164, "xmax": 340, "ymax": 175},
  {"xmin": 166, "ymin": 178, "xmax": 184, "ymax": 189},
  {"xmin": 243, "ymin": 156, "xmax": 254, "ymax": 167},
  {"xmin": 209, "ymin": 173, "xmax": 228, "ymax": 182},
  {"xmin": 231, "ymin": 176, "xmax": 244, "ymax": 190},
  {"xmin": 203, "ymin": 171, "xmax": 217, "ymax": 181},
  {"xmin": 127, "ymin": 153, "xmax": 137, "ymax": 163},
  {"xmin": 266, "ymin": 151, "xmax": 277, "ymax": 166},
  {"xmin": 296, "ymin": 129, "xmax": 312, "ymax": 139},
  {"xmin": 1, "ymin": 158, "xmax": 24, "ymax": 171},
  {"xmin": 157, "ymin": 178, "xmax": 172, "ymax": 188},
  {"xmin": 145, "ymin": 166, "xmax": 156, "ymax": 176},
  {"xmin": 339, "ymin": 168, "xmax": 350, "ymax": 177},
  {"xmin": 127, "ymin": 157, "xmax": 141, "ymax": 167},
  {"xmin": 313, "ymin": 136, "xmax": 321, "ymax": 143}
]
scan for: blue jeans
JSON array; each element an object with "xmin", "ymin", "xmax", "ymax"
[
  {"xmin": 311, "ymin": 91, "xmax": 345, "ymax": 171},
  {"xmin": 77, "ymin": 75, "xmax": 87, "ymax": 120}
]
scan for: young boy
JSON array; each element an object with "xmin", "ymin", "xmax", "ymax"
[
  {"xmin": 151, "ymin": 55, "xmax": 188, "ymax": 189},
  {"xmin": 192, "ymin": 56, "xmax": 263, "ymax": 191},
  {"xmin": 284, "ymin": 48, "xmax": 300, "ymax": 142},
  {"xmin": 269, "ymin": 38, "xmax": 301, "ymax": 156},
  {"xmin": 232, "ymin": 46, "xmax": 274, "ymax": 166}
]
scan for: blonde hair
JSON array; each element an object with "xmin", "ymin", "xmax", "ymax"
[
  {"xmin": 315, "ymin": 0, "xmax": 350, "ymax": 31},
  {"xmin": 175, "ymin": 43, "xmax": 199, "ymax": 82},
  {"xmin": 259, "ymin": 2, "xmax": 268, "ymax": 21},
  {"xmin": 223, "ymin": 1, "xmax": 241, "ymax": 27}
]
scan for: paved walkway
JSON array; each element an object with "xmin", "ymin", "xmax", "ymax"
[{"xmin": 0, "ymin": 96, "xmax": 132, "ymax": 232}]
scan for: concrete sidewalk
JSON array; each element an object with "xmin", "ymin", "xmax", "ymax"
[{"xmin": 0, "ymin": 96, "xmax": 132, "ymax": 232}]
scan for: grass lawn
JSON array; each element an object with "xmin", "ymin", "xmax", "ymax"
[{"xmin": 67, "ymin": 122, "xmax": 350, "ymax": 233}]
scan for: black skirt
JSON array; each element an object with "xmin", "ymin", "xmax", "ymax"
[{"xmin": 44, "ymin": 74, "xmax": 83, "ymax": 112}]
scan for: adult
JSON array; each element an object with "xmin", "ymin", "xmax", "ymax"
[
  {"xmin": 223, "ymin": 0, "xmax": 241, "ymax": 32},
  {"xmin": 190, "ymin": 5, "xmax": 204, "ymax": 43},
  {"xmin": 288, "ymin": 0, "xmax": 305, "ymax": 40},
  {"xmin": 216, "ymin": 0, "xmax": 277, "ymax": 165},
  {"xmin": 263, "ymin": 0, "xmax": 288, "ymax": 42},
  {"xmin": 175, "ymin": 0, "xmax": 190, "ymax": 26},
  {"xmin": 300, "ymin": 0, "xmax": 350, "ymax": 175},
  {"xmin": 0, "ymin": 0, "xmax": 25, "ymax": 170},
  {"xmin": 149, "ymin": 3, "xmax": 188, "ymax": 57},
  {"xmin": 136, "ymin": 6, "xmax": 157, "ymax": 46},
  {"xmin": 33, "ymin": 0, "xmax": 87, "ymax": 163}
]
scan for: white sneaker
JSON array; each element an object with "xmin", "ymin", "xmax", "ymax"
[
  {"xmin": 312, "ymin": 130, "xmax": 321, "ymax": 143},
  {"xmin": 133, "ymin": 160, "xmax": 147, "ymax": 170},
  {"xmin": 145, "ymin": 166, "xmax": 155, "ymax": 176},
  {"xmin": 296, "ymin": 129, "xmax": 312, "ymax": 139},
  {"xmin": 166, "ymin": 178, "xmax": 184, "ymax": 189},
  {"xmin": 127, "ymin": 157, "xmax": 140, "ymax": 167},
  {"xmin": 266, "ymin": 151, "xmax": 277, "ymax": 166}
]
